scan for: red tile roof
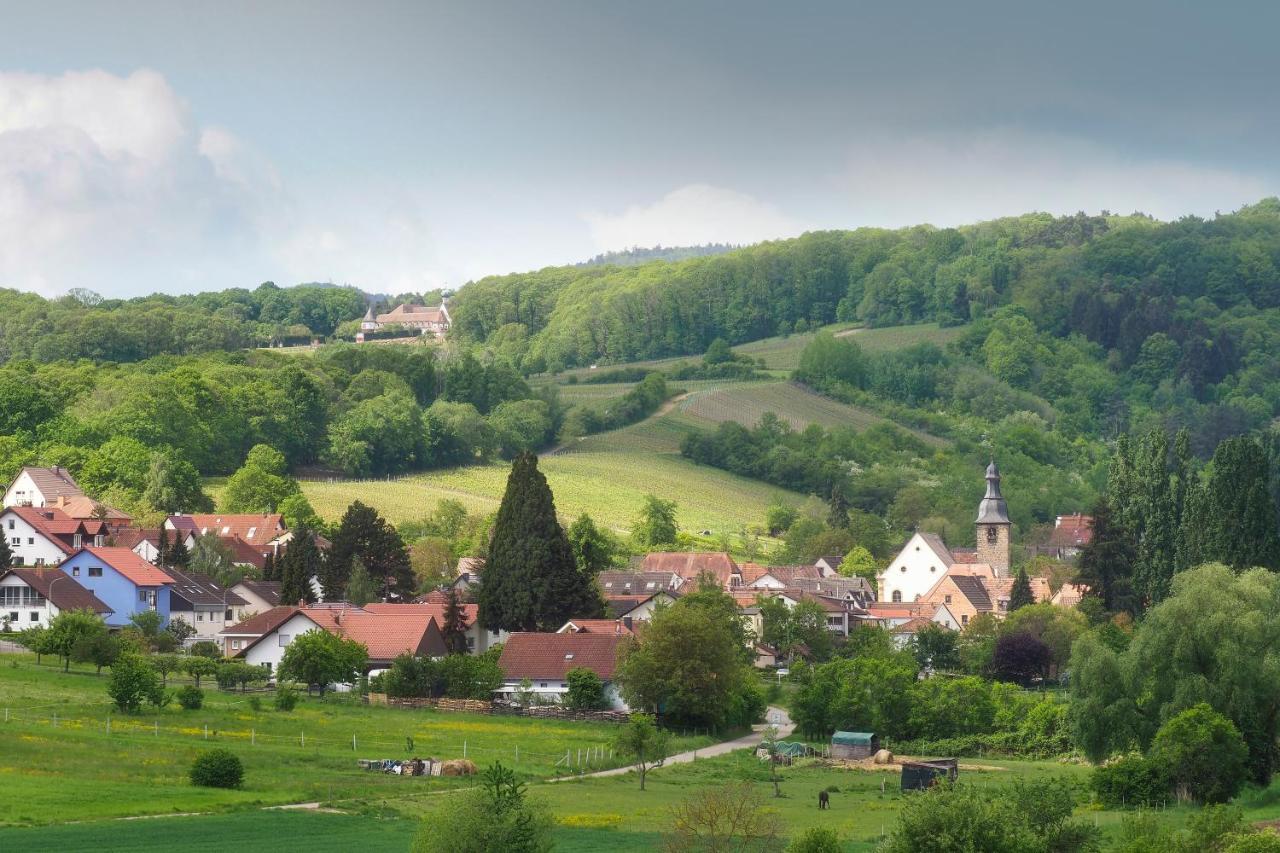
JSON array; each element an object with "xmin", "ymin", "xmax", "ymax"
[
  {"xmin": 168, "ymin": 514, "xmax": 285, "ymax": 547},
  {"xmin": 79, "ymin": 547, "xmax": 175, "ymax": 586},
  {"xmin": 499, "ymin": 632, "xmax": 626, "ymax": 681},
  {"xmin": 53, "ymin": 495, "xmax": 132, "ymax": 523},
  {"xmin": 1049, "ymin": 515, "xmax": 1094, "ymax": 548},
  {"xmin": 5, "ymin": 506, "xmax": 91, "ymax": 552},
  {"xmin": 2, "ymin": 568, "xmax": 110, "ymax": 613},
  {"xmin": 557, "ymin": 619, "xmax": 635, "ymax": 635},
  {"xmin": 640, "ymin": 552, "xmax": 739, "ymax": 586},
  {"xmin": 890, "ymin": 616, "xmax": 941, "ymax": 635},
  {"xmin": 221, "ymin": 605, "xmax": 305, "ymax": 637},
  {"xmin": 301, "ymin": 604, "xmax": 446, "ymax": 661}
]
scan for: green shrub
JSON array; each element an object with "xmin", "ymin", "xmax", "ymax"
[
  {"xmin": 189, "ymin": 641, "xmax": 221, "ymax": 658},
  {"xmin": 107, "ymin": 654, "xmax": 165, "ymax": 713},
  {"xmin": 1090, "ymin": 755, "xmax": 1168, "ymax": 809},
  {"xmin": 786, "ymin": 827, "xmax": 843, "ymax": 853},
  {"xmin": 176, "ymin": 685, "xmax": 203, "ymax": 710},
  {"xmin": 1149, "ymin": 704, "xmax": 1249, "ymax": 804},
  {"xmin": 275, "ymin": 686, "xmax": 299, "ymax": 711},
  {"xmin": 248, "ymin": 696, "xmax": 262, "ymax": 712},
  {"xmin": 189, "ymin": 748, "xmax": 244, "ymax": 789}
]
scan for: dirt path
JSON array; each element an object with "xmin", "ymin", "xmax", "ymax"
[
  {"xmin": 833, "ymin": 327, "xmax": 866, "ymax": 338},
  {"xmin": 549, "ymin": 706, "xmax": 794, "ymax": 782}
]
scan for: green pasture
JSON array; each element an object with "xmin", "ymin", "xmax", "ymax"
[{"xmin": 0, "ymin": 655, "xmax": 714, "ymax": 826}]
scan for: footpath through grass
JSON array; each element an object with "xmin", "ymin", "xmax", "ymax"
[{"xmin": 0, "ymin": 654, "xmax": 715, "ymax": 826}]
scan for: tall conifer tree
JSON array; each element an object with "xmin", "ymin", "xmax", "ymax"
[
  {"xmin": 279, "ymin": 524, "xmax": 320, "ymax": 605},
  {"xmin": 1077, "ymin": 498, "xmax": 1137, "ymax": 614},
  {"xmin": 168, "ymin": 533, "xmax": 190, "ymax": 569},
  {"xmin": 478, "ymin": 452, "xmax": 602, "ymax": 631},
  {"xmin": 326, "ymin": 501, "xmax": 412, "ymax": 601},
  {"xmin": 1008, "ymin": 567, "xmax": 1034, "ymax": 611}
]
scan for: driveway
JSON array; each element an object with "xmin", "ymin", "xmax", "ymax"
[{"xmin": 553, "ymin": 706, "xmax": 794, "ymax": 781}]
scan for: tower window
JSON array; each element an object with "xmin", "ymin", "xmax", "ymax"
[
  {"xmin": 891, "ymin": 590, "xmax": 902, "ymax": 603},
  {"xmin": 986, "ymin": 527, "xmax": 998, "ymax": 544}
]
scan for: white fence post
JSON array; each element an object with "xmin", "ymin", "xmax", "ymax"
[
  {"xmin": 352, "ymin": 734, "xmax": 357, "ymax": 752},
  {"xmin": 251, "ymin": 728, "xmax": 255, "ymax": 745}
]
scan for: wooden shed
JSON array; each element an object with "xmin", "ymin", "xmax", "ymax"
[
  {"xmin": 830, "ymin": 731, "xmax": 879, "ymax": 759},
  {"xmin": 901, "ymin": 758, "xmax": 959, "ymax": 791}
]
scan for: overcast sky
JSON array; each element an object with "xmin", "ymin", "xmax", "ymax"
[{"xmin": 1, "ymin": 0, "xmax": 1277, "ymax": 297}]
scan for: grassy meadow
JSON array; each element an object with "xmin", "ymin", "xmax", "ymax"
[{"xmin": 0, "ymin": 654, "xmax": 715, "ymax": 826}]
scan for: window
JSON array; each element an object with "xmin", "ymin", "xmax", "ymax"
[
  {"xmin": 231, "ymin": 639, "xmax": 242, "ymax": 650},
  {"xmin": 278, "ymin": 634, "xmax": 290, "ymax": 647},
  {"xmin": 263, "ymin": 662, "xmax": 271, "ymax": 672},
  {"xmin": 88, "ymin": 566, "xmax": 102, "ymax": 577},
  {"xmin": 225, "ymin": 609, "xmax": 232, "ymax": 621},
  {"xmin": 899, "ymin": 566, "xmax": 906, "ymax": 573},
  {"xmin": 71, "ymin": 567, "xmax": 80, "ymax": 577},
  {"xmin": 26, "ymin": 538, "xmax": 33, "ymax": 545},
  {"xmin": 986, "ymin": 527, "xmax": 998, "ymax": 544},
  {"xmin": 539, "ymin": 682, "xmax": 548, "ymax": 688},
  {"xmin": 72, "ymin": 534, "xmax": 81, "ymax": 548},
  {"xmin": 29, "ymin": 612, "xmax": 37, "ymax": 622},
  {"xmin": 929, "ymin": 565, "xmax": 936, "ymax": 572},
  {"xmin": 891, "ymin": 590, "xmax": 902, "ymax": 603},
  {"xmin": 961, "ymin": 614, "xmax": 969, "ymax": 626},
  {"xmin": 139, "ymin": 590, "xmax": 148, "ymax": 602},
  {"xmin": 944, "ymin": 594, "xmax": 952, "ymax": 604},
  {"xmin": 7, "ymin": 612, "xmax": 16, "ymax": 622},
  {"xmin": 9, "ymin": 538, "xmax": 17, "ymax": 546},
  {"xmin": 5, "ymin": 519, "xmax": 12, "ymax": 530},
  {"xmin": 196, "ymin": 612, "xmax": 205, "ymax": 622}
]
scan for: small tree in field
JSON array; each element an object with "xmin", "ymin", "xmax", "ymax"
[
  {"xmin": 278, "ymin": 630, "xmax": 368, "ymax": 697},
  {"xmin": 665, "ymin": 782, "xmax": 781, "ymax": 853},
  {"xmin": 1150, "ymin": 704, "xmax": 1249, "ymax": 804},
  {"xmin": 71, "ymin": 631, "xmax": 120, "ymax": 674},
  {"xmin": 47, "ymin": 609, "xmax": 108, "ymax": 672},
  {"xmin": 185, "ymin": 655, "xmax": 218, "ymax": 687},
  {"xmin": 787, "ymin": 828, "xmax": 843, "ymax": 853},
  {"xmin": 612, "ymin": 712, "xmax": 670, "ymax": 791},
  {"xmin": 108, "ymin": 654, "xmax": 164, "ymax": 713}
]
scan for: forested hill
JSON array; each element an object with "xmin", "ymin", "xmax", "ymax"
[
  {"xmin": 450, "ymin": 201, "xmax": 1280, "ymax": 377},
  {"xmin": 575, "ymin": 244, "xmax": 739, "ymax": 267}
]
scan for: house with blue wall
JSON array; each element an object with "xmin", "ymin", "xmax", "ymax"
[{"xmin": 59, "ymin": 547, "xmax": 173, "ymax": 628}]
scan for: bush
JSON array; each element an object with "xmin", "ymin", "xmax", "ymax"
[
  {"xmin": 786, "ymin": 827, "xmax": 843, "ymax": 853},
  {"xmin": 1149, "ymin": 703, "xmax": 1250, "ymax": 804},
  {"xmin": 564, "ymin": 667, "xmax": 607, "ymax": 711},
  {"xmin": 107, "ymin": 654, "xmax": 165, "ymax": 713},
  {"xmin": 275, "ymin": 686, "xmax": 299, "ymax": 712},
  {"xmin": 176, "ymin": 685, "xmax": 204, "ymax": 710},
  {"xmin": 1090, "ymin": 755, "xmax": 1169, "ymax": 809},
  {"xmin": 189, "ymin": 748, "xmax": 244, "ymax": 789},
  {"xmin": 189, "ymin": 641, "xmax": 221, "ymax": 658}
]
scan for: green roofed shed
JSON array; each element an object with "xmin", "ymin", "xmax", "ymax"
[{"xmin": 831, "ymin": 731, "xmax": 879, "ymax": 759}]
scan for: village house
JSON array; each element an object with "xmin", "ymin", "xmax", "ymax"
[
  {"xmin": 110, "ymin": 527, "xmax": 164, "ymax": 564},
  {"xmin": 393, "ymin": 591, "xmax": 507, "ymax": 654},
  {"xmin": 604, "ymin": 589, "xmax": 678, "ymax": 620},
  {"xmin": 878, "ymin": 531, "xmax": 957, "ymax": 605},
  {"xmin": 165, "ymin": 513, "xmax": 288, "ymax": 551},
  {"xmin": 226, "ymin": 603, "xmax": 449, "ymax": 678},
  {"xmin": 0, "ymin": 567, "xmax": 111, "ymax": 630},
  {"xmin": 230, "ymin": 579, "xmax": 281, "ymax": 620},
  {"xmin": 3, "ymin": 466, "xmax": 84, "ymax": 508},
  {"xmin": 59, "ymin": 547, "xmax": 174, "ymax": 628},
  {"xmin": 495, "ymin": 631, "xmax": 629, "ymax": 709},
  {"xmin": 814, "ymin": 555, "xmax": 845, "ymax": 576},
  {"xmin": 556, "ymin": 617, "xmax": 636, "ymax": 636},
  {"xmin": 1045, "ymin": 514, "xmax": 1094, "ymax": 560},
  {"xmin": 638, "ymin": 551, "xmax": 742, "ymax": 590},
  {"xmin": 1, "ymin": 506, "xmax": 109, "ymax": 567},
  {"xmin": 162, "ymin": 566, "xmax": 247, "ymax": 644}
]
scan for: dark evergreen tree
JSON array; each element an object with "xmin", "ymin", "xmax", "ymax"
[
  {"xmin": 279, "ymin": 524, "xmax": 320, "ymax": 605},
  {"xmin": 261, "ymin": 551, "xmax": 277, "ymax": 582},
  {"xmin": 155, "ymin": 526, "xmax": 169, "ymax": 568},
  {"xmin": 1132, "ymin": 428, "xmax": 1177, "ymax": 604},
  {"xmin": 441, "ymin": 588, "xmax": 468, "ymax": 654},
  {"xmin": 826, "ymin": 483, "xmax": 850, "ymax": 530},
  {"xmin": 1077, "ymin": 498, "xmax": 1137, "ymax": 614},
  {"xmin": 168, "ymin": 533, "xmax": 190, "ymax": 569},
  {"xmin": 1008, "ymin": 567, "xmax": 1034, "ymax": 612},
  {"xmin": 0, "ymin": 531, "xmax": 11, "ymax": 573},
  {"xmin": 326, "ymin": 501, "xmax": 413, "ymax": 601},
  {"xmin": 1192, "ymin": 436, "xmax": 1280, "ymax": 571},
  {"xmin": 478, "ymin": 452, "xmax": 603, "ymax": 631}
]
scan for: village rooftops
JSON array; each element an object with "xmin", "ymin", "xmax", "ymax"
[
  {"xmin": 166, "ymin": 514, "xmax": 285, "ymax": 547},
  {"xmin": 160, "ymin": 566, "xmax": 247, "ymax": 608},
  {"xmin": 638, "ymin": 552, "xmax": 739, "ymax": 587},
  {"xmin": 78, "ymin": 546, "xmax": 176, "ymax": 586},
  {"xmin": 9, "ymin": 466, "xmax": 85, "ymax": 503},
  {"xmin": 1, "ymin": 568, "xmax": 110, "ymax": 613},
  {"xmin": 498, "ymin": 632, "xmax": 627, "ymax": 682},
  {"xmin": 597, "ymin": 571, "xmax": 681, "ymax": 595},
  {"xmin": 556, "ymin": 618, "xmax": 636, "ymax": 635},
  {"xmin": 225, "ymin": 603, "xmax": 449, "ymax": 661},
  {"xmin": 234, "ymin": 579, "xmax": 282, "ymax": 607}
]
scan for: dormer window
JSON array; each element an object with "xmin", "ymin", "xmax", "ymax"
[
  {"xmin": 247, "ymin": 527, "xmax": 256, "ymax": 539},
  {"xmin": 564, "ymin": 653, "xmax": 574, "ymax": 661}
]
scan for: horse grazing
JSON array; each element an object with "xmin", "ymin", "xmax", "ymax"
[{"xmin": 818, "ymin": 790, "xmax": 830, "ymax": 810}]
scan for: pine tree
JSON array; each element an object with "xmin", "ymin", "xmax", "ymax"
[
  {"xmin": 441, "ymin": 587, "xmax": 468, "ymax": 654},
  {"xmin": 168, "ymin": 533, "xmax": 190, "ymax": 569},
  {"xmin": 1008, "ymin": 567, "xmax": 1034, "ymax": 612},
  {"xmin": 155, "ymin": 526, "xmax": 169, "ymax": 567},
  {"xmin": 478, "ymin": 452, "xmax": 603, "ymax": 632},
  {"xmin": 826, "ymin": 483, "xmax": 850, "ymax": 530},
  {"xmin": 0, "ymin": 532, "xmax": 12, "ymax": 573},
  {"xmin": 346, "ymin": 558, "xmax": 376, "ymax": 606},
  {"xmin": 1195, "ymin": 436, "xmax": 1280, "ymax": 571},
  {"xmin": 1132, "ymin": 429, "xmax": 1176, "ymax": 605},
  {"xmin": 1077, "ymin": 498, "xmax": 1137, "ymax": 615},
  {"xmin": 279, "ymin": 527, "xmax": 320, "ymax": 606},
  {"xmin": 326, "ymin": 501, "xmax": 413, "ymax": 601},
  {"xmin": 261, "ymin": 551, "xmax": 277, "ymax": 582}
]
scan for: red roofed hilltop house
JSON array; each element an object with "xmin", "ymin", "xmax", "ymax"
[{"xmin": 357, "ymin": 301, "xmax": 451, "ymax": 341}]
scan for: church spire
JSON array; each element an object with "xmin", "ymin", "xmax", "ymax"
[{"xmin": 976, "ymin": 459, "xmax": 1010, "ymax": 524}]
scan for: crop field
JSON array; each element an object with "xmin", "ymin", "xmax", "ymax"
[
  {"xmin": 844, "ymin": 322, "xmax": 966, "ymax": 353},
  {"xmin": 676, "ymin": 380, "xmax": 950, "ymax": 447},
  {"xmin": 0, "ymin": 655, "xmax": 714, "ymax": 826}
]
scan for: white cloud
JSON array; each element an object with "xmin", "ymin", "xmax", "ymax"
[
  {"xmin": 837, "ymin": 128, "xmax": 1272, "ymax": 226},
  {"xmin": 584, "ymin": 184, "xmax": 805, "ymax": 252}
]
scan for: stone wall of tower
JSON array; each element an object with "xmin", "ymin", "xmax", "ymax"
[{"xmin": 975, "ymin": 523, "xmax": 1010, "ymax": 576}]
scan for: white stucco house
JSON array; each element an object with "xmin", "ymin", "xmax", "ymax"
[
  {"xmin": 496, "ymin": 632, "xmax": 629, "ymax": 709},
  {"xmin": 0, "ymin": 568, "xmax": 111, "ymax": 630}
]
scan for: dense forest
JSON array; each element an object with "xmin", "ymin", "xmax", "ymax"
[{"xmin": 576, "ymin": 244, "xmax": 738, "ymax": 267}]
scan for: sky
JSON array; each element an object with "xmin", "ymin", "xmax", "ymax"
[{"xmin": 1, "ymin": 0, "xmax": 1278, "ymax": 298}]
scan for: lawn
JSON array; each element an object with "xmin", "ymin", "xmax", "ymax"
[{"xmin": 0, "ymin": 654, "xmax": 715, "ymax": 826}]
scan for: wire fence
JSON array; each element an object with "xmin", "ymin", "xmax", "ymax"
[{"xmin": 0, "ymin": 703, "xmax": 622, "ymax": 771}]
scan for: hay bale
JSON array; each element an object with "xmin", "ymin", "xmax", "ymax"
[
  {"xmin": 873, "ymin": 749, "xmax": 895, "ymax": 765},
  {"xmin": 441, "ymin": 759, "xmax": 478, "ymax": 776}
]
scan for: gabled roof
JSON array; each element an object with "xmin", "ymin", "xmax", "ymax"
[
  {"xmin": 300, "ymin": 604, "xmax": 448, "ymax": 661},
  {"xmin": 221, "ymin": 605, "xmax": 304, "ymax": 637},
  {"xmin": 1052, "ymin": 582, "xmax": 1088, "ymax": 607},
  {"xmin": 604, "ymin": 591, "xmax": 674, "ymax": 618},
  {"xmin": 234, "ymin": 579, "xmax": 282, "ymax": 606},
  {"xmin": 916, "ymin": 532, "xmax": 955, "ymax": 567},
  {"xmin": 1049, "ymin": 515, "xmax": 1094, "ymax": 548},
  {"xmin": 77, "ymin": 547, "xmax": 175, "ymax": 587},
  {"xmin": 365, "ymin": 595, "xmax": 479, "ymax": 628},
  {"xmin": 948, "ymin": 574, "xmax": 994, "ymax": 612},
  {"xmin": 167, "ymin": 514, "xmax": 285, "ymax": 547},
  {"xmin": 53, "ymin": 495, "xmax": 132, "ymax": 523},
  {"xmin": 1, "ymin": 568, "xmax": 110, "ymax": 613},
  {"xmin": 110, "ymin": 527, "xmax": 162, "ymax": 551},
  {"xmin": 597, "ymin": 571, "xmax": 680, "ymax": 595},
  {"xmin": 12, "ymin": 466, "xmax": 84, "ymax": 501},
  {"xmin": 3, "ymin": 506, "xmax": 93, "ymax": 553},
  {"xmin": 890, "ymin": 616, "xmax": 941, "ymax": 635},
  {"xmin": 747, "ymin": 565, "xmax": 823, "ymax": 586},
  {"xmin": 221, "ymin": 535, "xmax": 272, "ymax": 569},
  {"xmin": 161, "ymin": 566, "xmax": 247, "ymax": 607},
  {"xmin": 376, "ymin": 303, "xmax": 450, "ymax": 325},
  {"xmin": 639, "ymin": 552, "xmax": 739, "ymax": 586},
  {"xmin": 556, "ymin": 618, "xmax": 635, "ymax": 635},
  {"xmin": 498, "ymin": 632, "xmax": 626, "ymax": 681}
]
